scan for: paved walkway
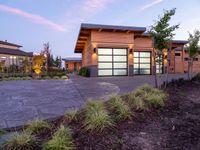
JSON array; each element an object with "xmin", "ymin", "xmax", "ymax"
[{"xmin": 0, "ymin": 74, "xmax": 188, "ymax": 129}]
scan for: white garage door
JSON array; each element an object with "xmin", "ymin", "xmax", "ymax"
[{"xmin": 98, "ymin": 48, "xmax": 128, "ymax": 76}]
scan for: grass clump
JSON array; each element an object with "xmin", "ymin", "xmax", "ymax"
[
  {"xmin": 61, "ymin": 75, "xmax": 68, "ymax": 80},
  {"xmin": 109, "ymin": 95, "xmax": 132, "ymax": 121},
  {"xmin": 26, "ymin": 119, "xmax": 51, "ymax": 135},
  {"xmin": 43, "ymin": 125, "xmax": 74, "ymax": 150},
  {"xmin": 22, "ymin": 76, "xmax": 32, "ymax": 80},
  {"xmin": 128, "ymin": 84, "xmax": 167, "ymax": 110},
  {"xmin": 83, "ymin": 101, "xmax": 113, "ymax": 132},
  {"xmin": 43, "ymin": 76, "xmax": 51, "ymax": 80},
  {"xmin": 2, "ymin": 131, "xmax": 37, "ymax": 150},
  {"xmin": 64, "ymin": 110, "xmax": 79, "ymax": 122},
  {"xmin": 53, "ymin": 76, "xmax": 60, "ymax": 79}
]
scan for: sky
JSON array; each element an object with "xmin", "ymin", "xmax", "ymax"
[{"xmin": 0, "ymin": 0, "xmax": 200, "ymax": 58}]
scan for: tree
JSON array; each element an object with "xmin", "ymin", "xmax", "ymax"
[
  {"xmin": 32, "ymin": 55, "xmax": 45, "ymax": 76},
  {"xmin": 22, "ymin": 57, "xmax": 30, "ymax": 73},
  {"xmin": 149, "ymin": 8, "xmax": 179, "ymax": 88},
  {"xmin": 187, "ymin": 30, "xmax": 200, "ymax": 80},
  {"xmin": 41, "ymin": 42, "xmax": 51, "ymax": 72}
]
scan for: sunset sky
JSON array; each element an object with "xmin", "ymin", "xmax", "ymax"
[{"xmin": 0, "ymin": 0, "xmax": 200, "ymax": 57}]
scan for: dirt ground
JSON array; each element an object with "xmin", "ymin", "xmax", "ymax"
[{"xmin": 73, "ymin": 81, "xmax": 200, "ymax": 150}]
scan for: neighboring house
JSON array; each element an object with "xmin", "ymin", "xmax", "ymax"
[
  {"xmin": 0, "ymin": 40, "xmax": 33, "ymax": 72},
  {"xmin": 62, "ymin": 57, "xmax": 82, "ymax": 72},
  {"xmin": 74, "ymin": 23, "xmax": 195, "ymax": 77}
]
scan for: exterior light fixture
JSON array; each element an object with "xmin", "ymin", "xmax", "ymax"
[
  {"xmin": 129, "ymin": 48, "xmax": 133, "ymax": 54},
  {"xmin": 93, "ymin": 48, "xmax": 97, "ymax": 53}
]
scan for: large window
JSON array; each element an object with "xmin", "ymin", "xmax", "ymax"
[
  {"xmin": 98, "ymin": 48, "xmax": 127, "ymax": 76},
  {"xmin": 134, "ymin": 51, "xmax": 151, "ymax": 75}
]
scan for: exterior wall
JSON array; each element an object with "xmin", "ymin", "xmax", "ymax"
[
  {"xmin": 183, "ymin": 51, "xmax": 200, "ymax": 73},
  {"xmin": 65, "ymin": 62, "xmax": 81, "ymax": 72},
  {"xmin": 0, "ymin": 44, "xmax": 19, "ymax": 49}
]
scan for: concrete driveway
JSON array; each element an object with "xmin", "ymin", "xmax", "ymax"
[{"xmin": 0, "ymin": 74, "xmax": 188, "ymax": 129}]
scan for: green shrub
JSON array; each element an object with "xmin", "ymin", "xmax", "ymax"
[
  {"xmin": 79, "ymin": 67, "xmax": 90, "ymax": 77},
  {"xmin": 0, "ymin": 129, "xmax": 6, "ymax": 136},
  {"xmin": 22, "ymin": 76, "xmax": 32, "ymax": 80},
  {"xmin": 2, "ymin": 131, "xmax": 37, "ymax": 150},
  {"xmin": 15, "ymin": 77, "xmax": 22, "ymax": 80},
  {"xmin": 8, "ymin": 77, "xmax": 15, "ymax": 80},
  {"xmin": 64, "ymin": 110, "xmax": 79, "ymax": 122},
  {"xmin": 61, "ymin": 75, "xmax": 68, "ymax": 80},
  {"xmin": 83, "ymin": 101, "xmax": 113, "ymax": 132},
  {"xmin": 43, "ymin": 76, "xmax": 51, "ymax": 80},
  {"xmin": 26, "ymin": 119, "xmax": 51, "ymax": 135},
  {"xmin": 53, "ymin": 76, "xmax": 60, "ymax": 79},
  {"xmin": 43, "ymin": 125, "xmax": 74, "ymax": 150},
  {"xmin": 109, "ymin": 95, "xmax": 132, "ymax": 121}
]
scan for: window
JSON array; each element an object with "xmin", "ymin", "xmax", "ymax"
[
  {"xmin": 193, "ymin": 58, "xmax": 198, "ymax": 61},
  {"xmin": 175, "ymin": 53, "xmax": 181, "ymax": 56},
  {"xmin": 184, "ymin": 58, "xmax": 189, "ymax": 61},
  {"xmin": 134, "ymin": 51, "xmax": 151, "ymax": 75}
]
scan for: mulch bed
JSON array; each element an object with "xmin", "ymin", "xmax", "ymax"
[{"xmin": 3, "ymin": 81, "xmax": 200, "ymax": 150}]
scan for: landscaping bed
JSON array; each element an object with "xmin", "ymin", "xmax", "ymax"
[{"xmin": 1, "ymin": 81, "xmax": 200, "ymax": 150}]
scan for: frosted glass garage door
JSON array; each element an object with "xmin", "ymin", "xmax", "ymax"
[{"xmin": 98, "ymin": 48, "xmax": 127, "ymax": 76}]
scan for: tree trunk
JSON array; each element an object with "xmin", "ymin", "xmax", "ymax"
[{"xmin": 153, "ymin": 51, "xmax": 158, "ymax": 88}]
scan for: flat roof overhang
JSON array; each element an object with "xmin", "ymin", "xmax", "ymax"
[{"xmin": 74, "ymin": 23, "xmax": 146, "ymax": 53}]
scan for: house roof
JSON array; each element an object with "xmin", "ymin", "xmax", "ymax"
[
  {"xmin": 171, "ymin": 40, "xmax": 188, "ymax": 44},
  {"xmin": 0, "ymin": 47, "xmax": 33, "ymax": 57},
  {"xmin": 0, "ymin": 40, "xmax": 22, "ymax": 48},
  {"xmin": 62, "ymin": 57, "xmax": 82, "ymax": 62},
  {"xmin": 75, "ymin": 23, "xmax": 146, "ymax": 53},
  {"xmin": 81, "ymin": 23, "xmax": 146, "ymax": 32}
]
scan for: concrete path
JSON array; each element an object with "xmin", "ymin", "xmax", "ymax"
[{"xmin": 0, "ymin": 74, "xmax": 188, "ymax": 129}]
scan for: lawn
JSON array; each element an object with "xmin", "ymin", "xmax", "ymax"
[{"xmin": 1, "ymin": 79, "xmax": 200, "ymax": 150}]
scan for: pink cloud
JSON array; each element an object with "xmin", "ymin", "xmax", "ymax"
[
  {"xmin": 82, "ymin": 0, "xmax": 115, "ymax": 13},
  {"xmin": 140, "ymin": 0, "xmax": 164, "ymax": 11},
  {"xmin": 0, "ymin": 4, "xmax": 66, "ymax": 32}
]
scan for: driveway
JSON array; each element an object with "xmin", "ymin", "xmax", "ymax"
[{"xmin": 0, "ymin": 74, "xmax": 188, "ymax": 129}]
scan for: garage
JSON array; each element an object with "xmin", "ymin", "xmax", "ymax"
[
  {"xmin": 133, "ymin": 51, "xmax": 151, "ymax": 75},
  {"xmin": 98, "ymin": 48, "xmax": 128, "ymax": 76}
]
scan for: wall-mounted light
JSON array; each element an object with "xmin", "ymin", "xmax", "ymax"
[
  {"xmin": 93, "ymin": 48, "xmax": 97, "ymax": 53},
  {"xmin": 129, "ymin": 48, "xmax": 133, "ymax": 54}
]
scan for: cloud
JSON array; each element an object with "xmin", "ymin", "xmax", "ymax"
[
  {"xmin": 82, "ymin": 0, "xmax": 114, "ymax": 13},
  {"xmin": 0, "ymin": 4, "xmax": 67, "ymax": 32},
  {"xmin": 140, "ymin": 0, "xmax": 164, "ymax": 11}
]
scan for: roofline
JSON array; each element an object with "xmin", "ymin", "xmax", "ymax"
[
  {"xmin": 81, "ymin": 23, "xmax": 146, "ymax": 32},
  {"xmin": 0, "ymin": 40, "xmax": 22, "ymax": 48},
  {"xmin": 74, "ymin": 23, "xmax": 147, "ymax": 53}
]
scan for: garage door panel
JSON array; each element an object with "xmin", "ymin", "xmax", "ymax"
[
  {"xmin": 98, "ymin": 63, "xmax": 112, "ymax": 69},
  {"xmin": 98, "ymin": 70, "xmax": 112, "ymax": 76},
  {"xmin": 113, "ymin": 63, "xmax": 127, "ymax": 68},
  {"xmin": 98, "ymin": 55, "xmax": 112, "ymax": 62},
  {"xmin": 113, "ymin": 56, "xmax": 127, "ymax": 62},
  {"xmin": 113, "ymin": 69, "xmax": 127, "ymax": 76}
]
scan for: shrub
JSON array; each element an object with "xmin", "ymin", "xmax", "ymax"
[
  {"xmin": 43, "ymin": 76, "xmax": 51, "ymax": 80},
  {"xmin": 109, "ymin": 95, "xmax": 132, "ymax": 121},
  {"xmin": 15, "ymin": 77, "xmax": 22, "ymax": 80},
  {"xmin": 64, "ymin": 110, "xmax": 79, "ymax": 122},
  {"xmin": 43, "ymin": 125, "xmax": 74, "ymax": 150},
  {"xmin": 22, "ymin": 76, "xmax": 32, "ymax": 80},
  {"xmin": 61, "ymin": 75, "xmax": 68, "ymax": 80},
  {"xmin": 53, "ymin": 76, "xmax": 60, "ymax": 79},
  {"xmin": 2, "ymin": 131, "xmax": 37, "ymax": 150},
  {"xmin": 83, "ymin": 101, "xmax": 113, "ymax": 132},
  {"xmin": 0, "ymin": 129, "xmax": 6, "ymax": 136},
  {"xmin": 79, "ymin": 67, "xmax": 90, "ymax": 77},
  {"xmin": 26, "ymin": 119, "xmax": 51, "ymax": 135}
]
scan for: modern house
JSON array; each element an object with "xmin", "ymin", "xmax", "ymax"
[
  {"xmin": 0, "ymin": 40, "xmax": 33, "ymax": 72},
  {"xmin": 62, "ymin": 57, "xmax": 82, "ymax": 72},
  {"xmin": 73, "ymin": 23, "xmax": 200, "ymax": 77}
]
